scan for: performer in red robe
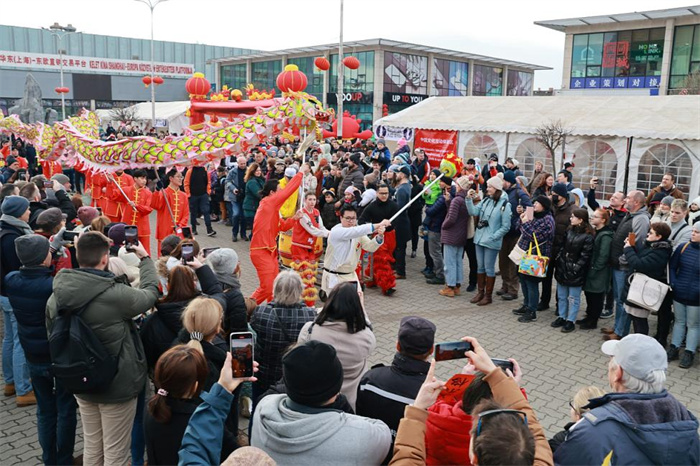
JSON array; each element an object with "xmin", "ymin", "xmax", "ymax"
[
  {"xmin": 40, "ymin": 160, "xmax": 62, "ymax": 179},
  {"xmin": 250, "ymin": 168, "xmax": 307, "ymax": 304},
  {"xmin": 85, "ymin": 171, "xmax": 107, "ymax": 210},
  {"xmin": 290, "ymin": 192, "xmax": 329, "ymax": 306},
  {"xmin": 151, "ymin": 169, "xmax": 190, "ymax": 254},
  {"xmin": 102, "ymin": 170, "xmax": 134, "ymax": 223},
  {"xmin": 107, "ymin": 169, "xmax": 154, "ymax": 255}
]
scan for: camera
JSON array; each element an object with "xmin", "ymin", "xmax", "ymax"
[{"xmin": 477, "ymin": 219, "xmax": 489, "ymax": 229}]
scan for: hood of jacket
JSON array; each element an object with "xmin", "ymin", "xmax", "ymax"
[
  {"xmin": 426, "ymin": 400, "xmax": 473, "ymax": 465},
  {"xmin": 254, "ymin": 394, "xmax": 348, "ymax": 454},
  {"xmin": 51, "ymin": 268, "xmax": 116, "ymax": 310}
]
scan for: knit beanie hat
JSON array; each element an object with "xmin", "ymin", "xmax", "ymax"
[
  {"xmin": 552, "ymin": 183, "xmax": 569, "ymax": 198},
  {"xmin": 487, "ymin": 173, "xmax": 504, "ymax": 191},
  {"xmin": 107, "ymin": 223, "xmax": 126, "ymax": 247},
  {"xmin": 77, "ymin": 206, "xmax": 100, "ymax": 226},
  {"xmin": 693, "ymin": 222, "xmax": 700, "ymax": 233},
  {"xmin": 1, "ymin": 195, "xmax": 30, "ymax": 218},
  {"xmin": 397, "ymin": 138, "xmax": 407, "ymax": 148},
  {"xmin": 535, "ymin": 195, "xmax": 552, "ymax": 211},
  {"xmin": 431, "ymin": 168, "xmax": 441, "ymax": 177},
  {"xmin": 283, "ymin": 340, "xmax": 343, "ymax": 406},
  {"xmin": 36, "ymin": 207, "xmax": 63, "ymax": 232},
  {"xmin": 661, "ymin": 196, "xmax": 675, "ymax": 207},
  {"xmin": 456, "ymin": 176, "xmax": 472, "ymax": 191},
  {"xmin": 205, "ymin": 248, "xmax": 239, "ymax": 275},
  {"xmin": 441, "ymin": 176, "xmax": 453, "ymax": 186},
  {"xmin": 376, "ymin": 138, "xmax": 386, "ymax": 146},
  {"xmin": 14, "ymin": 234, "xmax": 50, "ymax": 267},
  {"xmin": 222, "ymin": 447, "xmax": 275, "ymax": 466},
  {"xmin": 503, "ymin": 170, "xmax": 517, "ymax": 185},
  {"xmin": 51, "ymin": 174, "xmax": 71, "ymax": 186}
]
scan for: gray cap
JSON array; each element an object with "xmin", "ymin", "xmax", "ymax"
[
  {"xmin": 205, "ymin": 248, "xmax": 239, "ymax": 275},
  {"xmin": 14, "ymin": 234, "xmax": 50, "ymax": 267},
  {"xmin": 602, "ymin": 334, "xmax": 667, "ymax": 380}
]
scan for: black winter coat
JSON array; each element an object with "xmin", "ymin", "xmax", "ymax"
[
  {"xmin": 552, "ymin": 201, "xmax": 576, "ymax": 256},
  {"xmin": 220, "ymin": 286, "xmax": 248, "ymax": 334},
  {"xmin": 555, "ymin": 229, "xmax": 594, "ymax": 287},
  {"xmin": 621, "ymin": 240, "xmax": 673, "ymax": 303},
  {"xmin": 140, "ymin": 265, "xmax": 224, "ymax": 371}
]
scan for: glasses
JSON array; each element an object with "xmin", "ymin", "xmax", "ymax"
[
  {"xmin": 475, "ymin": 409, "xmax": 528, "ymax": 437},
  {"xmin": 569, "ymin": 401, "xmax": 576, "ymax": 411},
  {"xmin": 377, "ymin": 191, "xmax": 389, "ymax": 196},
  {"xmin": 342, "ymin": 217, "xmax": 357, "ymax": 222}
]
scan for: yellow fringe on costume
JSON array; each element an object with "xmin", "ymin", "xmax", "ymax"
[{"xmin": 291, "ymin": 259, "xmax": 319, "ymax": 306}]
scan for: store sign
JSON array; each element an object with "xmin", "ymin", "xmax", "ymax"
[
  {"xmin": 0, "ymin": 50, "xmax": 194, "ymax": 77},
  {"xmin": 373, "ymin": 125, "xmax": 414, "ymax": 142},
  {"xmin": 414, "ymin": 129, "xmax": 458, "ymax": 165},
  {"xmin": 383, "ymin": 92, "xmax": 428, "ymax": 105},
  {"xmin": 326, "ymin": 91, "xmax": 373, "ymax": 105},
  {"xmin": 570, "ymin": 76, "xmax": 659, "ymax": 89}
]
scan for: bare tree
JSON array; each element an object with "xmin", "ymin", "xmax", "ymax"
[
  {"xmin": 670, "ymin": 70, "xmax": 700, "ymax": 95},
  {"xmin": 535, "ymin": 119, "xmax": 572, "ymax": 173},
  {"xmin": 108, "ymin": 106, "xmax": 137, "ymax": 126}
]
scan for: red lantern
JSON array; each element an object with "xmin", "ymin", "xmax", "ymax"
[
  {"xmin": 276, "ymin": 64, "xmax": 308, "ymax": 93},
  {"xmin": 314, "ymin": 56, "xmax": 330, "ymax": 71},
  {"xmin": 343, "ymin": 56, "xmax": 360, "ymax": 70},
  {"xmin": 142, "ymin": 76, "xmax": 152, "ymax": 88},
  {"xmin": 186, "ymin": 72, "xmax": 211, "ymax": 99},
  {"xmin": 153, "ymin": 76, "xmax": 164, "ymax": 85},
  {"xmin": 54, "ymin": 87, "xmax": 69, "ymax": 94}
]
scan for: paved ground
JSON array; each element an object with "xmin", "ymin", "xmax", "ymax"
[{"xmin": 2, "ymin": 214, "xmax": 700, "ymax": 465}]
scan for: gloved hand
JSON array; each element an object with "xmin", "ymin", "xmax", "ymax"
[{"xmin": 50, "ymin": 227, "xmax": 71, "ymax": 251}]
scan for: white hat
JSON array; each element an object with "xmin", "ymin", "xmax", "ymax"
[
  {"xmin": 284, "ymin": 166, "xmax": 297, "ymax": 178},
  {"xmin": 486, "ymin": 173, "xmax": 504, "ymax": 191},
  {"xmin": 602, "ymin": 334, "xmax": 667, "ymax": 380}
]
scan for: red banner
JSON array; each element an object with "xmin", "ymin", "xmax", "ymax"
[{"xmin": 414, "ymin": 129, "xmax": 458, "ymax": 165}]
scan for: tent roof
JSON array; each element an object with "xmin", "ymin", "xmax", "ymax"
[
  {"xmin": 535, "ymin": 5, "xmax": 700, "ymax": 32},
  {"xmin": 127, "ymin": 101, "xmax": 190, "ymax": 121},
  {"xmin": 373, "ymin": 95, "xmax": 700, "ymax": 140}
]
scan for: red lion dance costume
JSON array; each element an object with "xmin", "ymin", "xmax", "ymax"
[
  {"xmin": 363, "ymin": 229, "xmax": 397, "ymax": 294},
  {"xmin": 290, "ymin": 207, "xmax": 327, "ymax": 306}
]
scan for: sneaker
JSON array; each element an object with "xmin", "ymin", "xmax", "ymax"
[
  {"xmin": 426, "ymin": 277, "xmax": 445, "ymax": 285},
  {"xmin": 410, "ymin": 250, "xmax": 417, "ymax": 258},
  {"xmin": 501, "ymin": 293, "xmax": 518, "ymax": 301},
  {"xmin": 551, "ymin": 317, "xmax": 566, "ymax": 328},
  {"xmin": 207, "ymin": 230, "xmax": 217, "ymax": 237},
  {"xmin": 679, "ymin": 350, "xmax": 695, "ymax": 369},
  {"xmin": 518, "ymin": 310, "xmax": 537, "ymax": 323},
  {"xmin": 16, "ymin": 390, "xmax": 36, "ymax": 407},
  {"xmin": 537, "ymin": 303, "xmax": 550, "ymax": 312},
  {"xmin": 466, "ymin": 283, "xmax": 477, "ymax": 292},
  {"xmin": 512, "ymin": 305, "xmax": 527, "ymax": 316},
  {"xmin": 561, "ymin": 321, "xmax": 575, "ymax": 333},
  {"xmin": 241, "ymin": 396, "xmax": 252, "ymax": 418},
  {"xmin": 667, "ymin": 345, "xmax": 680, "ymax": 361},
  {"xmin": 4, "ymin": 383, "xmax": 15, "ymax": 397},
  {"xmin": 600, "ymin": 308, "xmax": 614, "ymax": 319}
]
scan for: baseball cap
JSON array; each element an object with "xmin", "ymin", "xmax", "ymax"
[
  {"xmin": 601, "ymin": 334, "xmax": 667, "ymax": 380},
  {"xmin": 398, "ymin": 316, "xmax": 436, "ymax": 355}
]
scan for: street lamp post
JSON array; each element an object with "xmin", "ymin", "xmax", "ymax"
[
  {"xmin": 135, "ymin": 0, "xmax": 169, "ymax": 133},
  {"xmin": 45, "ymin": 23, "xmax": 79, "ymax": 120},
  {"xmin": 336, "ymin": 0, "xmax": 344, "ymax": 140}
]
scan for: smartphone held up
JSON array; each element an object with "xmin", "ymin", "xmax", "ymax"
[
  {"xmin": 434, "ymin": 341, "xmax": 473, "ymax": 361},
  {"xmin": 230, "ymin": 332, "xmax": 254, "ymax": 378}
]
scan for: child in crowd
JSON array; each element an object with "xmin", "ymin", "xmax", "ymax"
[{"xmin": 549, "ymin": 386, "xmax": 605, "ymax": 453}]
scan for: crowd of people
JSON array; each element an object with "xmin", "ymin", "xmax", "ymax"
[{"xmin": 1, "ymin": 130, "xmax": 700, "ymax": 466}]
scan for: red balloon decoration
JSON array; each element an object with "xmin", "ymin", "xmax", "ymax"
[
  {"xmin": 343, "ymin": 56, "xmax": 360, "ymax": 70},
  {"xmin": 276, "ymin": 64, "xmax": 308, "ymax": 93},
  {"xmin": 314, "ymin": 56, "xmax": 330, "ymax": 71},
  {"xmin": 153, "ymin": 76, "xmax": 164, "ymax": 85},
  {"xmin": 186, "ymin": 72, "xmax": 211, "ymax": 100}
]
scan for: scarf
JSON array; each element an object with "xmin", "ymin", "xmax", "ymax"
[
  {"xmin": 215, "ymin": 272, "xmax": 241, "ymax": 291},
  {"xmin": 0, "ymin": 214, "xmax": 33, "ymax": 235}
]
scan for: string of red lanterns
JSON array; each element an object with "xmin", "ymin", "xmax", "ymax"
[{"xmin": 142, "ymin": 75, "xmax": 165, "ymax": 88}]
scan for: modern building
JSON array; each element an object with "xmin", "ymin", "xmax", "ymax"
[
  {"xmin": 213, "ymin": 39, "xmax": 550, "ymax": 129},
  {"xmin": 536, "ymin": 5, "xmax": 700, "ymax": 94},
  {"xmin": 0, "ymin": 24, "xmax": 256, "ymax": 117}
]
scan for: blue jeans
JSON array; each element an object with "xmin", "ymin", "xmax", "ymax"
[
  {"xmin": 671, "ymin": 301, "xmax": 700, "ymax": 353},
  {"xmin": 612, "ymin": 269, "xmax": 631, "ymax": 337},
  {"xmin": 475, "ymin": 245, "xmax": 499, "ymax": 277},
  {"xmin": 1, "ymin": 296, "xmax": 31, "ymax": 395},
  {"xmin": 27, "ymin": 361, "xmax": 77, "ymax": 466},
  {"xmin": 131, "ymin": 388, "xmax": 146, "ymax": 466},
  {"xmin": 231, "ymin": 199, "xmax": 246, "ymax": 238},
  {"xmin": 520, "ymin": 275, "xmax": 539, "ymax": 311},
  {"xmin": 557, "ymin": 284, "xmax": 582, "ymax": 322},
  {"xmin": 443, "ymin": 244, "xmax": 464, "ymax": 287},
  {"xmin": 189, "ymin": 194, "xmax": 212, "ymax": 232}
]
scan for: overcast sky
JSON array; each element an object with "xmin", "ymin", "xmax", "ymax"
[{"xmin": 2, "ymin": 0, "xmax": 695, "ymax": 89}]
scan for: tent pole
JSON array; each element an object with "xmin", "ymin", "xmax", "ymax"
[{"xmin": 623, "ymin": 136, "xmax": 633, "ymax": 193}]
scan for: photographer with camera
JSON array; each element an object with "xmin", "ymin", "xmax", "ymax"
[{"xmin": 465, "ymin": 174, "xmax": 512, "ymax": 306}]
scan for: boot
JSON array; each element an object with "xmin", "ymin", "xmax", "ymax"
[
  {"xmin": 679, "ymin": 350, "xmax": 695, "ymax": 369},
  {"xmin": 4, "ymin": 383, "xmax": 15, "ymax": 397},
  {"xmin": 439, "ymin": 286, "xmax": 455, "ymax": 298},
  {"xmin": 470, "ymin": 273, "xmax": 486, "ymax": 303},
  {"xmin": 454, "ymin": 284, "xmax": 462, "ymax": 296},
  {"xmin": 477, "ymin": 276, "xmax": 496, "ymax": 306},
  {"xmin": 16, "ymin": 390, "xmax": 36, "ymax": 407}
]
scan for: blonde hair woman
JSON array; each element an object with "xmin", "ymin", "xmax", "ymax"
[{"xmin": 549, "ymin": 386, "xmax": 606, "ymax": 452}]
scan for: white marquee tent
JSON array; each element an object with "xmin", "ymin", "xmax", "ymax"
[
  {"xmin": 374, "ymin": 95, "xmax": 700, "ymax": 198},
  {"xmin": 95, "ymin": 101, "xmax": 190, "ymax": 134}
]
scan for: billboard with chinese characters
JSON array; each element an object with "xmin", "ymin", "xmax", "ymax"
[
  {"xmin": 414, "ymin": 129, "xmax": 458, "ymax": 165},
  {"xmin": 0, "ymin": 50, "xmax": 194, "ymax": 78}
]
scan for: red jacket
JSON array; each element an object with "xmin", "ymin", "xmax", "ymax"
[
  {"xmin": 250, "ymin": 172, "xmax": 303, "ymax": 251},
  {"xmin": 425, "ymin": 400, "xmax": 474, "ymax": 466}
]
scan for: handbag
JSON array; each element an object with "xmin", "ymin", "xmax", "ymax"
[
  {"xmin": 625, "ymin": 272, "xmax": 670, "ymax": 312},
  {"xmin": 518, "ymin": 233, "xmax": 549, "ymax": 278},
  {"xmin": 508, "ymin": 239, "xmax": 526, "ymax": 265}
]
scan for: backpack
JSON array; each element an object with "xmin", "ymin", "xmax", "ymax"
[{"xmin": 48, "ymin": 291, "xmax": 119, "ymax": 394}]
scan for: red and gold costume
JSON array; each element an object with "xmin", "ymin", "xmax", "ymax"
[
  {"xmin": 151, "ymin": 186, "xmax": 190, "ymax": 254},
  {"xmin": 250, "ymin": 172, "xmax": 303, "ymax": 304},
  {"xmin": 363, "ymin": 229, "xmax": 397, "ymax": 293},
  {"xmin": 290, "ymin": 207, "xmax": 327, "ymax": 306},
  {"xmin": 107, "ymin": 183, "xmax": 154, "ymax": 255},
  {"xmin": 40, "ymin": 160, "xmax": 62, "ymax": 179},
  {"xmin": 85, "ymin": 171, "xmax": 107, "ymax": 209},
  {"xmin": 101, "ymin": 172, "xmax": 134, "ymax": 222}
]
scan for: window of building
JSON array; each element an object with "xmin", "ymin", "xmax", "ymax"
[
  {"xmin": 431, "ymin": 58, "xmax": 468, "ymax": 96},
  {"xmin": 506, "ymin": 70, "xmax": 533, "ymax": 96},
  {"xmin": 462, "ymin": 134, "xmax": 498, "ymax": 160},
  {"xmin": 670, "ymin": 24, "xmax": 700, "ymax": 89},
  {"xmin": 637, "ymin": 144, "xmax": 692, "ymax": 195},
  {"xmin": 472, "ymin": 65, "xmax": 503, "ymax": 96},
  {"xmin": 514, "ymin": 138, "xmax": 549, "ymax": 179},
  {"xmin": 383, "ymin": 51, "xmax": 427, "ymax": 94},
  {"xmin": 330, "ymin": 51, "xmax": 374, "ymax": 93},
  {"xmin": 287, "ymin": 56, "xmax": 324, "ymax": 99},
  {"xmin": 220, "ymin": 63, "xmax": 247, "ymax": 91},
  {"xmin": 570, "ymin": 28, "xmax": 664, "ymax": 90},
  {"xmin": 573, "ymin": 140, "xmax": 618, "ymax": 200},
  {"xmin": 251, "ymin": 60, "xmax": 281, "ymax": 92}
]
